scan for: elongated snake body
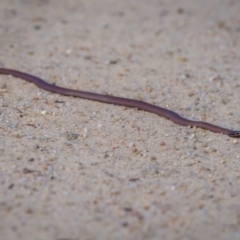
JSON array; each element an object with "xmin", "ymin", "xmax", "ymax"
[{"xmin": 0, "ymin": 68, "xmax": 239, "ymax": 137}]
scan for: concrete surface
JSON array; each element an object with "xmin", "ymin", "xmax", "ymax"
[{"xmin": 0, "ymin": 0, "xmax": 240, "ymax": 239}]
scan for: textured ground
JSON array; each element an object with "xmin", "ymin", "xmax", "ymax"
[{"xmin": 0, "ymin": 0, "xmax": 240, "ymax": 239}]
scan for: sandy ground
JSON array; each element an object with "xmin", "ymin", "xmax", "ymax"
[{"xmin": 0, "ymin": 0, "xmax": 240, "ymax": 239}]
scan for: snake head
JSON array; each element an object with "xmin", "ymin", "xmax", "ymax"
[{"xmin": 228, "ymin": 131, "xmax": 240, "ymax": 138}]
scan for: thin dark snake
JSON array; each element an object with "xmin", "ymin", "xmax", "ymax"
[{"xmin": 0, "ymin": 68, "xmax": 239, "ymax": 137}]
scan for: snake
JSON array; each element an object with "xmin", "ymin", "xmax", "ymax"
[{"xmin": 0, "ymin": 67, "xmax": 239, "ymax": 137}]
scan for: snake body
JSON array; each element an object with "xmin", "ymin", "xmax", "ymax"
[{"xmin": 0, "ymin": 68, "xmax": 239, "ymax": 137}]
